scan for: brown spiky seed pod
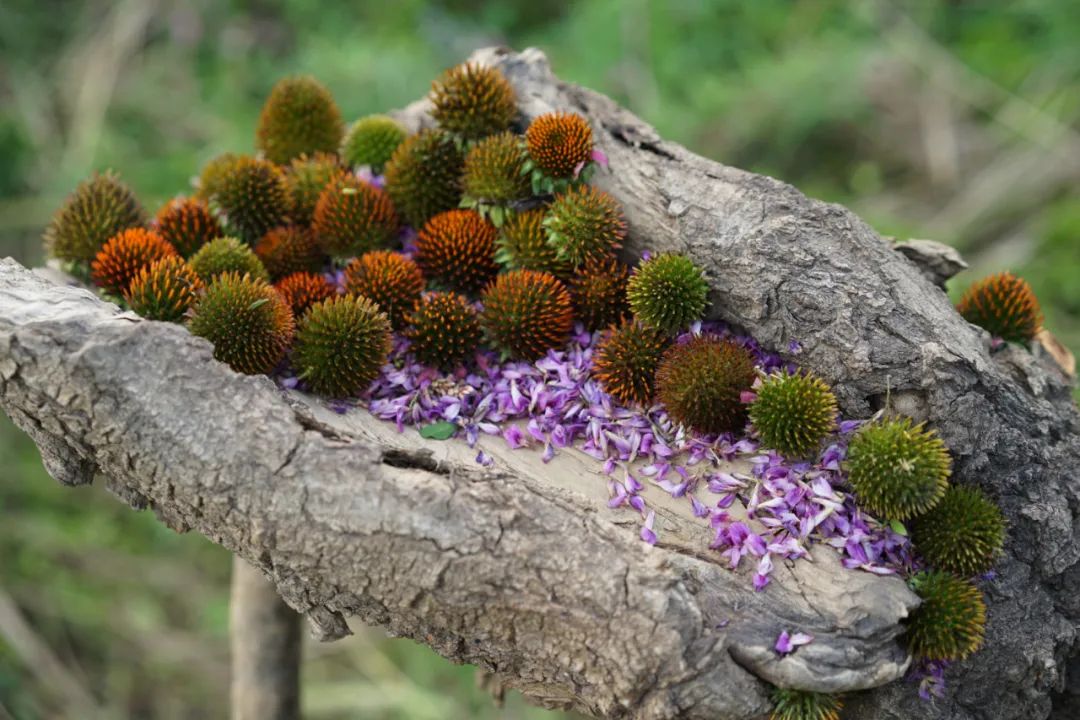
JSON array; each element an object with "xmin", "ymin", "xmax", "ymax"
[
  {"xmin": 525, "ymin": 112, "xmax": 594, "ymax": 178},
  {"xmin": 44, "ymin": 171, "xmax": 147, "ymax": 263},
  {"xmin": 212, "ymin": 156, "xmax": 290, "ymax": 242},
  {"xmin": 480, "ymin": 269, "xmax": 574, "ymax": 360},
  {"xmin": 462, "ymin": 131, "xmax": 531, "ymax": 203},
  {"xmin": 496, "ymin": 208, "xmax": 572, "ymax": 277},
  {"xmin": 383, "ymin": 129, "xmax": 464, "ymax": 229},
  {"xmin": 543, "ymin": 185, "xmax": 626, "ymax": 267},
  {"xmin": 275, "ymin": 271, "xmax": 337, "ymax": 318},
  {"xmin": 956, "ymin": 271, "xmax": 1043, "ymax": 344},
  {"xmin": 154, "ymin": 197, "xmax": 223, "ymax": 257},
  {"xmin": 124, "ymin": 256, "xmax": 204, "ymax": 322},
  {"xmin": 343, "ymin": 251, "xmax": 424, "ymax": 329},
  {"xmin": 284, "ymin": 152, "xmax": 340, "ymax": 226},
  {"xmin": 415, "ymin": 209, "xmax": 499, "ymax": 294},
  {"xmin": 570, "ymin": 255, "xmax": 631, "ymax": 331},
  {"xmin": 430, "ymin": 62, "xmax": 517, "ymax": 141},
  {"xmin": 91, "ymin": 228, "xmax": 178, "ymax": 296},
  {"xmin": 655, "ymin": 336, "xmax": 757, "ymax": 435},
  {"xmin": 312, "ymin": 171, "xmax": 398, "ymax": 258},
  {"xmin": 255, "ymin": 75, "xmax": 344, "ymax": 164},
  {"xmin": 254, "ymin": 226, "xmax": 324, "ymax": 280},
  {"xmin": 592, "ymin": 321, "xmax": 668, "ymax": 407},
  {"xmin": 405, "ymin": 291, "xmax": 483, "ymax": 370}
]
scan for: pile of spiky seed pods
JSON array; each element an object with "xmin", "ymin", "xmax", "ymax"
[{"xmin": 42, "ymin": 60, "xmax": 1051, "ymax": 718}]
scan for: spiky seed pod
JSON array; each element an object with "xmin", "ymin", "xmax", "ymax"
[
  {"xmin": 911, "ymin": 486, "xmax": 1006, "ymax": 576},
  {"xmin": 481, "ymin": 270, "xmax": 574, "ymax": 360},
  {"xmin": 90, "ymin": 229, "xmax": 178, "ymax": 297},
  {"xmin": 847, "ymin": 418, "xmax": 952, "ymax": 521},
  {"xmin": 462, "ymin": 131, "xmax": 531, "ymax": 203},
  {"xmin": 44, "ymin": 171, "xmax": 147, "ymax": 263},
  {"xmin": 906, "ymin": 571, "xmax": 986, "ymax": 661},
  {"xmin": 275, "ymin": 271, "xmax": 337, "ymax": 318},
  {"xmin": 254, "ymin": 226, "xmax": 324, "ymax": 280},
  {"xmin": 592, "ymin": 321, "xmax": 668, "ymax": 407},
  {"xmin": 293, "ymin": 295, "xmax": 392, "ymax": 397},
  {"xmin": 189, "ymin": 236, "xmax": 270, "ymax": 283},
  {"xmin": 405, "ymin": 292, "xmax": 483, "ymax": 370},
  {"xmin": 627, "ymin": 253, "xmax": 709, "ymax": 334},
  {"xmin": 957, "ymin": 271, "xmax": 1043, "ymax": 344},
  {"xmin": 525, "ymin": 112, "xmax": 594, "ymax": 179},
  {"xmin": 655, "ymin": 336, "xmax": 756, "ymax": 435},
  {"xmin": 570, "ymin": 255, "xmax": 632, "ymax": 331},
  {"xmin": 384, "ymin": 129, "xmax": 464, "ymax": 228},
  {"xmin": 543, "ymin": 185, "xmax": 626, "ymax": 267},
  {"xmin": 284, "ymin": 152, "xmax": 340, "ymax": 226},
  {"xmin": 496, "ymin": 209, "xmax": 572, "ymax": 277},
  {"xmin": 341, "ymin": 115, "xmax": 406, "ymax": 172},
  {"xmin": 430, "ymin": 62, "xmax": 517, "ymax": 141},
  {"xmin": 154, "ymin": 197, "xmax": 223, "ymax": 257},
  {"xmin": 211, "ymin": 156, "xmax": 290, "ymax": 243},
  {"xmin": 769, "ymin": 688, "xmax": 842, "ymax": 720},
  {"xmin": 189, "ymin": 272, "xmax": 295, "ymax": 376},
  {"xmin": 312, "ymin": 172, "xmax": 398, "ymax": 258},
  {"xmin": 749, "ymin": 371, "xmax": 838, "ymax": 458},
  {"xmin": 124, "ymin": 256, "xmax": 204, "ymax": 322},
  {"xmin": 196, "ymin": 152, "xmax": 241, "ymax": 200},
  {"xmin": 415, "ymin": 209, "xmax": 499, "ymax": 294},
  {"xmin": 255, "ymin": 75, "xmax": 344, "ymax": 165},
  {"xmin": 342, "ymin": 251, "xmax": 424, "ymax": 330}
]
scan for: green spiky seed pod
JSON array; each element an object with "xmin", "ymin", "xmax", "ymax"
[
  {"xmin": 957, "ymin": 271, "xmax": 1043, "ymax": 344},
  {"xmin": 255, "ymin": 75, "xmax": 344, "ymax": 164},
  {"xmin": 911, "ymin": 486, "xmax": 1006, "ymax": 576},
  {"xmin": 906, "ymin": 571, "xmax": 986, "ymax": 661},
  {"xmin": 570, "ymin": 255, "xmax": 631, "ymax": 331},
  {"xmin": 525, "ymin": 112, "xmax": 594, "ymax": 179},
  {"xmin": 430, "ymin": 62, "xmax": 517, "ymax": 141},
  {"xmin": 254, "ymin": 226, "xmax": 324, "ymax": 280},
  {"xmin": 293, "ymin": 295, "xmax": 392, "ymax": 397},
  {"xmin": 154, "ymin": 197, "xmax": 223, "ymax": 257},
  {"xmin": 312, "ymin": 172, "xmax": 398, "ymax": 258},
  {"xmin": 416, "ymin": 210, "xmax": 499, "ymax": 294},
  {"xmin": 627, "ymin": 253, "xmax": 709, "ymax": 334},
  {"xmin": 462, "ymin": 131, "xmax": 530, "ymax": 204},
  {"xmin": 284, "ymin": 152, "xmax": 340, "ymax": 226},
  {"xmin": 655, "ymin": 336, "xmax": 756, "ymax": 435},
  {"xmin": 847, "ymin": 418, "xmax": 951, "ymax": 521},
  {"xmin": 189, "ymin": 272, "xmax": 295, "ymax": 375},
  {"xmin": 189, "ymin": 236, "xmax": 270, "ymax": 283},
  {"xmin": 196, "ymin": 152, "xmax": 241, "ymax": 200},
  {"xmin": 343, "ymin": 250, "xmax": 424, "ymax": 330},
  {"xmin": 749, "ymin": 371, "xmax": 838, "ymax": 458},
  {"xmin": 341, "ymin": 115, "xmax": 406, "ymax": 173},
  {"xmin": 211, "ymin": 156, "xmax": 290, "ymax": 243},
  {"xmin": 543, "ymin": 185, "xmax": 625, "ymax": 267},
  {"xmin": 592, "ymin": 321, "xmax": 668, "ymax": 407},
  {"xmin": 496, "ymin": 208, "xmax": 572, "ymax": 277},
  {"xmin": 405, "ymin": 292, "xmax": 483, "ymax": 370},
  {"xmin": 45, "ymin": 171, "xmax": 147, "ymax": 263},
  {"xmin": 124, "ymin": 256, "xmax": 204, "ymax": 322},
  {"xmin": 90, "ymin": 228, "xmax": 178, "ymax": 297},
  {"xmin": 769, "ymin": 688, "xmax": 843, "ymax": 720},
  {"xmin": 275, "ymin": 271, "xmax": 337, "ymax": 318},
  {"xmin": 481, "ymin": 269, "xmax": 574, "ymax": 360},
  {"xmin": 384, "ymin": 129, "xmax": 464, "ymax": 228}
]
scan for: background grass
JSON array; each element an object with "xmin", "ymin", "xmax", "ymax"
[{"xmin": 1, "ymin": 1, "xmax": 1077, "ymax": 718}]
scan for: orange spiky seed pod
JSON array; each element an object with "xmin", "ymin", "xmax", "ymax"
[
  {"xmin": 525, "ymin": 112, "xmax": 594, "ymax": 179},
  {"xmin": 570, "ymin": 255, "xmax": 631, "ymax": 331},
  {"xmin": 495, "ymin": 208, "xmax": 572, "ymax": 277},
  {"xmin": 196, "ymin": 152, "xmax": 242, "ymax": 200},
  {"xmin": 343, "ymin": 250, "xmax": 424, "ymax": 330},
  {"xmin": 593, "ymin": 321, "xmax": 668, "ymax": 407},
  {"xmin": 957, "ymin": 271, "xmax": 1043, "ymax": 344},
  {"xmin": 293, "ymin": 295, "xmax": 392, "ymax": 397},
  {"xmin": 124, "ymin": 256, "xmax": 204, "ymax": 323},
  {"xmin": 275, "ymin": 271, "xmax": 337, "ymax": 318},
  {"xmin": 655, "ymin": 336, "xmax": 757, "ymax": 435},
  {"xmin": 543, "ymin": 185, "xmax": 626, "ymax": 267},
  {"xmin": 480, "ymin": 269, "xmax": 574, "ymax": 360},
  {"xmin": 384, "ymin": 129, "xmax": 464, "ymax": 228},
  {"xmin": 312, "ymin": 172, "xmax": 398, "ymax": 258},
  {"xmin": 45, "ymin": 171, "xmax": 147, "ymax": 263},
  {"xmin": 90, "ymin": 228, "xmax": 178, "ymax": 297},
  {"xmin": 430, "ymin": 62, "xmax": 517, "ymax": 141},
  {"xmin": 255, "ymin": 75, "xmax": 344, "ymax": 164},
  {"xmin": 416, "ymin": 209, "xmax": 499, "ymax": 294},
  {"xmin": 284, "ymin": 152, "xmax": 340, "ymax": 226},
  {"xmin": 254, "ymin": 226, "xmax": 324, "ymax": 280},
  {"xmin": 405, "ymin": 291, "xmax": 483, "ymax": 370},
  {"xmin": 211, "ymin": 156, "xmax": 290, "ymax": 243},
  {"xmin": 462, "ymin": 131, "xmax": 531, "ymax": 204},
  {"xmin": 189, "ymin": 272, "xmax": 295, "ymax": 376},
  {"xmin": 154, "ymin": 197, "xmax": 224, "ymax": 257},
  {"xmin": 189, "ymin": 236, "xmax": 270, "ymax": 283}
]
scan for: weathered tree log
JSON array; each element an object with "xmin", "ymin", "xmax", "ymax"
[{"xmin": 0, "ymin": 46, "xmax": 1077, "ymax": 719}]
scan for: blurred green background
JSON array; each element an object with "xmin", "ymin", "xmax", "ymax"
[{"xmin": 0, "ymin": 1, "xmax": 1077, "ymax": 718}]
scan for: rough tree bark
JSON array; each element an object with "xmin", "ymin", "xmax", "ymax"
[{"xmin": 0, "ymin": 47, "xmax": 1077, "ymax": 720}]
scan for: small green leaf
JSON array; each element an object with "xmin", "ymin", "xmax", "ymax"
[
  {"xmin": 889, "ymin": 519, "xmax": 908, "ymax": 536},
  {"xmin": 248, "ymin": 298, "xmax": 269, "ymax": 310},
  {"xmin": 419, "ymin": 421, "xmax": 457, "ymax": 440}
]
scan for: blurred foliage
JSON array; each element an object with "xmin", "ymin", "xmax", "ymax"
[{"xmin": 0, "ymin": 0, "xmax": 1077, "ymax": 718}]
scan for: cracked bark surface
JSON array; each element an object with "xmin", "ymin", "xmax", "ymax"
[{"xmin": 1, "ymin": 46, "xmax": 1078, "ymax": 719}]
